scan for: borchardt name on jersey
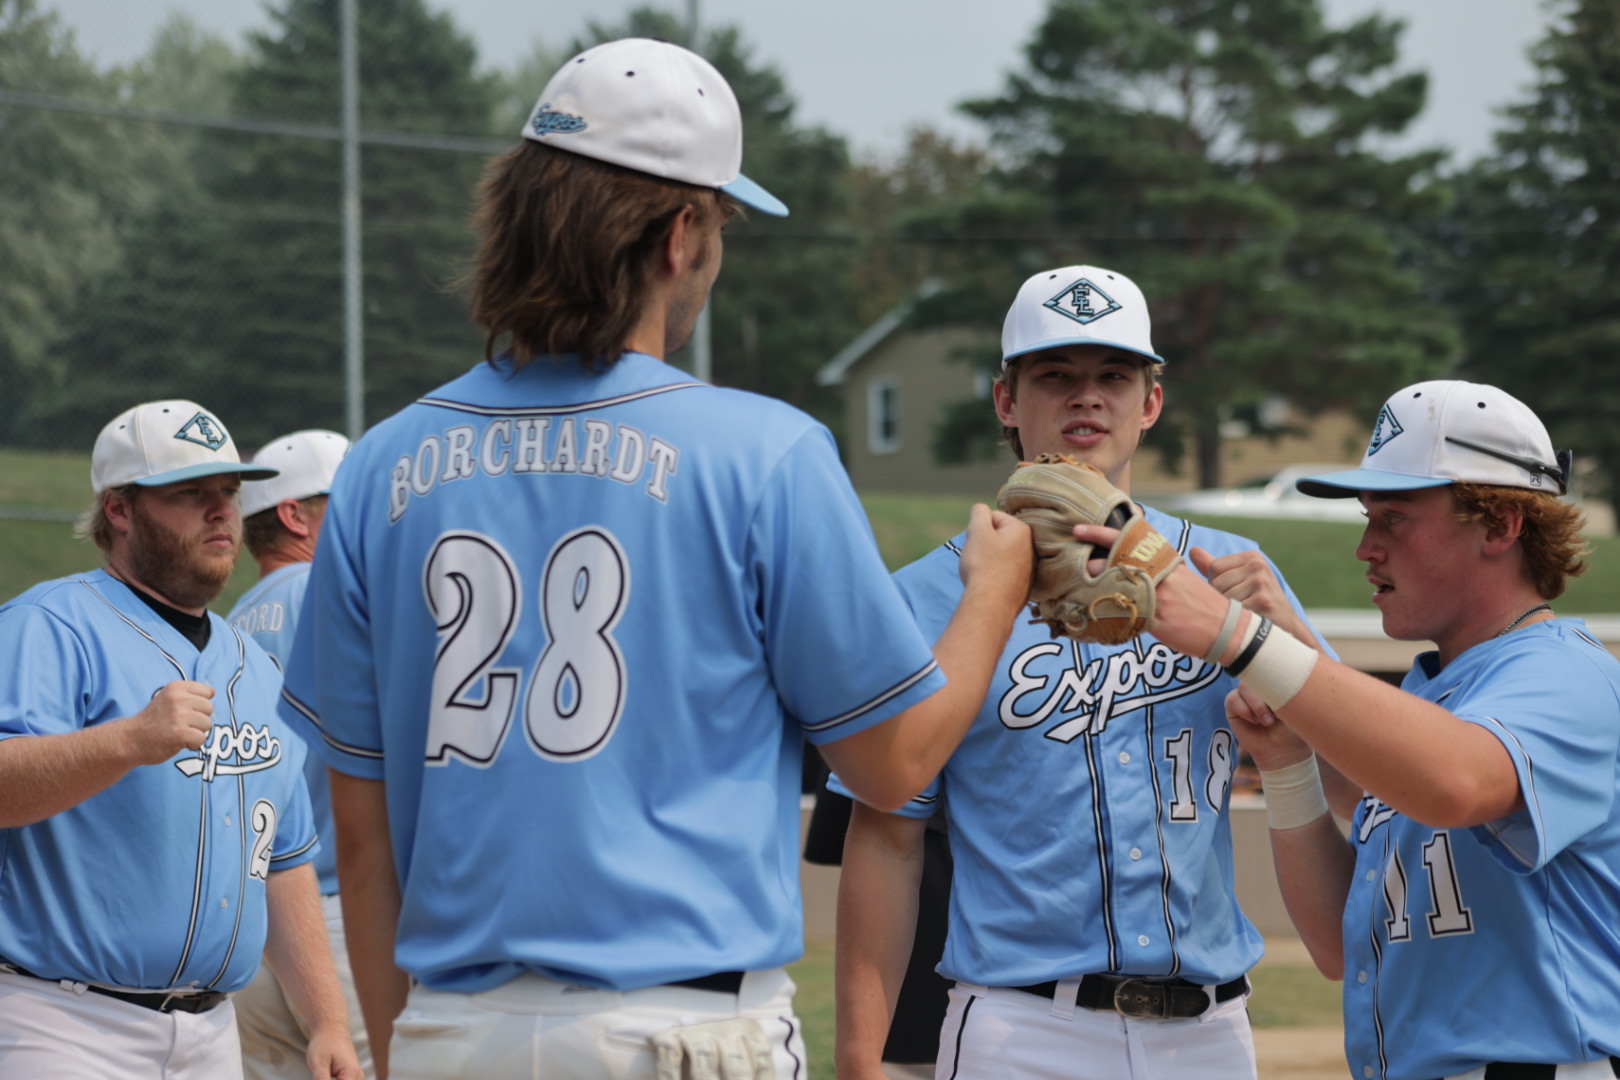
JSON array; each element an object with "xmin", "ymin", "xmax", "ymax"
[{"xmin": 389, "ymin": 418, "xmax": 679, "ymax": 522}]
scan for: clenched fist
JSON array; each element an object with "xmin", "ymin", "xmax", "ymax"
[{"xmin": 123, "ymin": 681, "xmax": 215, "ymax": 765}]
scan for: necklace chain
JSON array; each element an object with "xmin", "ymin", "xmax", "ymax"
[{"xmin": 1496, "ymin": 603, "xmax": 1552, "ymax": 638}]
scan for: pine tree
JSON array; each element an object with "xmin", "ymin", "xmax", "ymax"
[
  {"xmin": 1442, "ymin": 0, "xmax": 1620, "ymax": 515},
  {"xmin": 37, "ymin": 0, "xmax": 500, "ymax": 445},
  {"xmin": 911, "ymin": 0, "xmax": 1459, "ymax": 485}
]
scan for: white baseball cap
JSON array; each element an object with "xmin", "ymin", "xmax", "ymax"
[
  {"xmin": 239, "ymin": 429, "xmax": 352, "ymax": 519},
  {"xmin": 1002, "ymin": 265, "xmax": 1163, "ymax": 368},
  {"xmin": 91, "ymin": 400, "xmax": 278, "ymax": 494},
  {"xmin": 1297, "ymin": 380, "xmax": 1569, "ymax": 498},
  {"xmin": 521, "ymin": 37, "xmax": 788, "ymax": 218}
]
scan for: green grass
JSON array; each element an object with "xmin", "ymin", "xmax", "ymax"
[
  {"xmin": 0, "ymin": 448, "xmax": 90, "ymax": 510},
  {"xmin": 1246, "ymin": 963, "xmax": 1345, "ymax": 1027},
  {"xmin": 788, "ymin": 942, "xmax": 836, "ymax": 1076},
  {"xmin": 785, "ymin": 942, "xmax": 1341, "ymax": 1074}
]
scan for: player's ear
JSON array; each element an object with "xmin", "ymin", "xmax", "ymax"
[
  {"xmin": 275, "ymin": 498, "xmax": 313, "ymax": 539},
  {"xmin": 1480, "ymin": 500, "xmax": 1525, "ymax": 552},
  {"xmin": 103, "ymin": 488, "xmax": 136, "ymax": 535},
  {"xmin": 992, "ymin": 375, "xmax": 1019, "ymax": 427},
  {"xmin": 1140, "ymin": 380, "xmax": 1164, "ymax": 430},
  {"xmin": 661, "ymin": 204, "xmax": 699, "ymax": 278}
]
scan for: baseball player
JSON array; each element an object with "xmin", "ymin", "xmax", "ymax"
[
  {"xmin": 1138, "ymin": 380, "xmax": 1620, "ymax": 1080},
  {"xmin": 0, "ymin": 401, "xmax": 361, "ymax": 1080},
  {"xmin": 226, "ymin": 429, "xmax": 371, "ymax": 1080},
  {"xmin": 835, "ymin": 266, "xmax": 1333, "ymax": 1080},
  {"xmin": 275, "ymin": 37, "xmax": 1032, "ymax": 1080}
]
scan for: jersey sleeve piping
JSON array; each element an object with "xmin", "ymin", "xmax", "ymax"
[
  {"xmin": 269, "ymin": 835, "xmax": 318, "ymax": 866},
  {"xmin": 801, "ymin": 658, "xmax": 940, "ymax": 734},
  {"xmin": 279, "ymin": 686, "xmax": 384, "ymax": 760},
  {"xmin": 1468, "ymin": 712, "xmax": 1543, "ymax": 871}
]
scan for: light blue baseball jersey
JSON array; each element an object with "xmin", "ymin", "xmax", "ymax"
[
  {"xmin": 0, "ymin": 571, "xmax": 317, "ymax": 992},
  {"xmin": 835, "ymin": 508, "xmax": 1324, "ymax": 987},
  {"xmin": 1342, "ymin": 619, "xmax": 1620, "ymax": 1080},
  {"xmin": 278, "ymin": 353, "xmax": 945, "ymax": 994},
  {"xmin": 228, "ymin": 562, "xmax": 338, "ymax": 895}
]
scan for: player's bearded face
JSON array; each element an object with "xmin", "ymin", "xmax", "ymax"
[{"xmin": 125, "ymin": 489, "xmax": 242, "ymax": 609}]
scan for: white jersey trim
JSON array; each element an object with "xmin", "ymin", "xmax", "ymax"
[
  {"xmin": 417, "ymin": 382, "xmax": 703, "ymax": 416},
  {"xmin": 280, "ymin": 687, "xmax": 385, "ymax": 760},
  {"xmin": 801, "ymin": 659, "xmax": 941, "ymax": 734}
]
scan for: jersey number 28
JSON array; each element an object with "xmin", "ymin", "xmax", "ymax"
[{"xmin": 422, "ymin": 528, "xmax": 628, "ymax": 766}]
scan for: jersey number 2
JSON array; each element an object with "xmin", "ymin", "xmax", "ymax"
[{"xmin": 423, "ymin": 528, "xmax": 628, "ymax": 766}]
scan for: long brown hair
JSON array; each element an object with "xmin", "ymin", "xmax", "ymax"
[{"xmin": 462, "ymin": 141, "xmax": 733, "ymax": 370}]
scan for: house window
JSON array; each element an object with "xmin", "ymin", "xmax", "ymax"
[{"xmin": 868, "ymin": 378, "xmax": 901, "ymax": 455}]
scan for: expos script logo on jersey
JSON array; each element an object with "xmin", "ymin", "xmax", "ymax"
[
  {"xmin": 998, "ymin": 639, "xmax": 1222, "ymax": 741},
  {"xmin": 174, "ymin": 723, "xmax": 283, "ymax": 781}
]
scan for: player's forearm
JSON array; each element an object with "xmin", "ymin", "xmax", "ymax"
[
  {"xmin": 1153, "ymin": 565, "xmax": 1523, "ymax": 827},
  {"xmin": 1317, "ymin": 757, "xmax": 1363, "ymax": 821},
  {"xmin": 1272, "ymin": 661, "xmax": 1522, "ymax": 827},
  {"xmin": 834, "ymin": 806, "xmax": 925, "ymax": 1079},
  {"xmin": 332, "ymin": 770, "xmax": 408, "ymax": 1080},
  {"xmin": 263, "ymin": 864, "xmax": 357, "ymax": 1062},
  {"xmin": 1268, "ymin": 813, "xmax": 1355, "ymax": 980},
  {"xmin": 828, "ymin": 580, "xmax": 1019, "ymax": 811},
  {"xmin": 0, "ymin": 724, "xmax": 143, "ymax": 828}
]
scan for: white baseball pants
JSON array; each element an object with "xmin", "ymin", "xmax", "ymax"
[
  {"xmin": 388, "ymin": 966, "xmax": 808, "ymax": 1080},
  {"xmin": 0, "ymin": 970, "xmax": 243, "ymax": 1079},
  {"xmin": 934, "ymin": 980, "xmax": 1256, "ymax": 1080}
]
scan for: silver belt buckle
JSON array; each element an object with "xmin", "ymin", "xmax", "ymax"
[{"xmin": 1112, "ymin": 978, "xmax": 1171, "ymax": 1019}]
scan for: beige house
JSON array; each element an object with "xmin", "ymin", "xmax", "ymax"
[{"xmin": 817, "ymin": 290, "xmax": 1368, "ymax": 500}]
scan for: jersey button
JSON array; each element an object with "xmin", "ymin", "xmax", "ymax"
[
  {"xmin": 1365, "ymin": 870, "xmax": 1376, "ymax": 882},
  {"xmin": 1363, "ymin": 1068, "xmax": 1374, "ymax": 1078},
  {"xmin": 220, "ymin": 897, "xmax": 229, "ymax": 909},
  {"xmin": 1129, "ymin": 847, "xmax": 1142, "ymax": 860},
  {"xmin": 1117, "ymin": 751, "xmax": 1131, "ymax": 764},
  {"xmin": 224, "ymin": 816, "xmax": 232, "ymax": 827},
  {"xmin": 1357, "ymin": 971, "xmax": 1368, "ymax": 984},
  {"xmin": 1137, "ymin": 935, "xmax": 1149, "ymax": 947}
]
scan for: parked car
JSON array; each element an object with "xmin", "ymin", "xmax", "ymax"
[{"xmin": 1155, "ymin": 465, "xmax": 1369, "ymax": 523}]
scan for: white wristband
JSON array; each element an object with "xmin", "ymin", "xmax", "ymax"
[
  {"xmin": 1236, "ymin": 623, "xmax": 1319, "ymax": 710},
  {"xmin": 1258, "ymin": 755, "xmax": 1330, "ymax": 830},
  {"xmin": 1203, "ymin": 599, "xmax": 1244, "ymax": 666}
]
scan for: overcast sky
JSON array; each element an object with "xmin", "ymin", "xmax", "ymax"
[{"xmin": 48, "ymin": 0, "xmax": 1550, "ymax": 166}]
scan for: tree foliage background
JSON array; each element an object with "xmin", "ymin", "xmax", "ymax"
[
  {"xmin": 3, "ymin": 0, "xmax": 1618, "ymax": 513},
  {"xmin": 1440, "ymin": 0, "xmax": 1620, "ymax": 514},
  {"xmin": 904, "ymin": 0, "xmax": 1460, "ymax": 487}
]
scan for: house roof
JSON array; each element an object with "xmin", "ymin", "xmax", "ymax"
[{"xmin": 815, "ymin": 280, "xmax": 944, "ymax": 387}]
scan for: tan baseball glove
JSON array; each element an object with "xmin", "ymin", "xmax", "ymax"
[{"xmin": 995, "ymin": 453, "xmax": 1183, "ymax": 644}]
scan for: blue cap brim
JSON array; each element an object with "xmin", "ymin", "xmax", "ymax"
[
  {"xmin": 134, "ymin": 462, "xmax": 281, "ymax": 487},
  {"xmin": 1295, "ymin": 468, "xmax": 1452, "ymax": 498},
  {"xmin": 1003, "ymin": 336, "xmax": 1164, "ymax": 367},
  {"xmin": 722, "ymin": 173, "xmax": 788, "ymax": 217}
]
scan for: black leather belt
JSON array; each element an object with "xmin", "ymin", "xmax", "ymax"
[
  {"xmin": 1426, "ymin": 1059, "xmax": 1620, "ymax": 1080},
  {"xmin": 1005, "ymin": 973, "xmax": 1248, "ymax": 1019},
  {"xmin": 1, "ymin": 960, "xmax": 227, "ymax": 1015},
  {"xmin": 668, "ymin": 970, "xmax": 746, "ymax": 994}
]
